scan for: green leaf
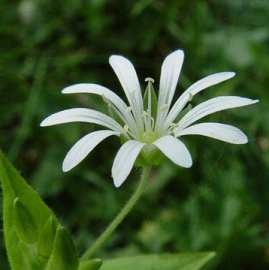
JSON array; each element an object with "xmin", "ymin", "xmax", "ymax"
[
  {"xmin": 0, "ymin": 151, "xmax": 60, "ymax": 269},
  {"xmin": 100, "ymin": 252, "xmax": 216, "ymax": 270}
]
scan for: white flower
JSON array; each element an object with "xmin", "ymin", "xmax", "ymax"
[{"xmin": 40, "ymin": 49, "xmax": 258, "ymax": 187}]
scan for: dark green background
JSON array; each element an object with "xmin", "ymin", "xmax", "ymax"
[{"xmin": 1, "ymin": 0, "xmax": 269, "ymax": 269}]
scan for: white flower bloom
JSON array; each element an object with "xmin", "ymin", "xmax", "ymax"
[{"xmin": 41, "ymin": 49, "xmax": 258, "ymax": 187}]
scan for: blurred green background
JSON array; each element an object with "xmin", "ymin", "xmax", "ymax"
[{"xmin": 1, "ymin": 0, "xmax": 269, "ymax": 269}]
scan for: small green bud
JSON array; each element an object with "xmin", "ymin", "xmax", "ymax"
[
  {"xmin": 78, "ymin": 259, "xmax": 103, "ymax": 270},
  {"xmin": 38, "ymin": 215, "xmax": 57, "ymax": 259},
  {"xmin": 13, "ymin": 197, "xmax": 38, "ymax": 244},
  {"xmin": 52, "ymin": 225, "xmax": 79, "ymax": 270},
  {"xmin": 145, "ymin": 145, "xmax": 166, "ymax": 165}
]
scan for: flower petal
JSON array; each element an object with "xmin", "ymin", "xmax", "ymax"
[
  {"xmin": 62, "ymin": 83, "xmax": 137, "ymax": 130},
  {"xmin": 40, "ymin": 108, "xmax": 124, "ymax": 132},
  {"xmin": 155, "ymin": 50, "xmax": 184, "ymax": 133},
  {"xmin": 112, "ymin": 140, "xmax": 146, "ymax": 188},
  {"xmin": 109, "ymin": 55, "xmax": 144, "ymax": 131},
  {"xmin": 165, "ymin": 72, "xmax": 236, "ymax": 126},
  {"xmin": 152, "ymin": 135, "xmax": 192, "ymax": 168},
  {"xmin": 176, "ymin": 96, "xmax": 258, "ymax": 132},
  {"xmin": 63, "ymin": 130, "xmax": 119, "ymax": 172},
  {"xmin": 62, "ymin": 83, "xmax": 128, "ymax": 112},
  {"xmin": 158, "ymin": 50, "xmax": 184, "ymax": 107},
  {"xmin": 176, "ymin": 122, "xmax": 248, "ymax": 144}
]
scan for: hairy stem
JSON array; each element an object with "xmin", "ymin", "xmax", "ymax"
[{"xmin": 81, "ymin": 166, "xmax": 152, "ymax": 260}]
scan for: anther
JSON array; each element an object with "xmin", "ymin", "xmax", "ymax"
[
  {"xmin": 130, "ymin": 90, "xmax": 136, "ymax": 99},
  {"xmin": 145, "ymin": 77, "xmax": 154, "ymax": 83},
  {"xmin": 124, "ymin": 125, "xmax": 129, "ymax": 132},
  {"xmin": 169, "ymin": 123, "xmax": 179, "ymax": 128},
  {"xmin": 150, "ymin": 117, "xmax": 155, "ymax": 130},
  {"xmin": 160, "ymin": 104, "xmax": 170, "ymax": 111},
  {"xmin": 126, "ymin": 106, "xmax": 132, "ymax": 113},
  {"xmin": 102, "ymin": 94, "xmax": 109, "ymax": 104},
  {"xmin": 142, "ymin": 111, "xmax": 148, "ymax": 117},
  {"xmin": 114, "ymin": 170, "xmax": 120, "ymax": 177},
  {"xmin": 188, "ymin": 93, "xmax": 193, "ymax": 102}
]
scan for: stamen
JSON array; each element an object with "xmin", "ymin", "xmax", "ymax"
[
  {"xmin": 169, "ymin": 123, "xmax": 179, "ymax": 128},
  {"xmin": 124, "ymin": 125, "xmax": 129, "ymax": 132},
  {"xmin": 126, "ymin": 106, "xmax": 132, "ymax": 113},
  {"xmin": 166, "ymin": 122, "xmax": 180, "ymax": 134},
  {"xmin": 188, "ymin": 93, "xmax": 193, "ymax": 102},
  {"xmin": 100, "ymin": 95, "xmax": 140, "ymax": 140},
  {"xmin": 108, "ymin": 102, "xmax": 138, "ymax": 138},
  {"xmin": 113, "ymin": 170, "xmax": 120, "ymax": 177},
  {"xmin": 130, "ymin": 90, "xmax": 136, "ymax": 99},
  {"xmin": 145, "ymin": 77, "xmax": 154, "ymax": 83},
  {"xmin": 142, "ymin": 111, "xmax": 148, "ymax": 117},
  {"xmin": 160, "ymin": 104, "xmax": 170, "ymax": 111},
  {"xmin": 150, "ymin": 117, "xmax": 155, "ymax": 131},
  {"xmin": 142, "ymin": 111, "xmax": 150, "ymax": 133},
  {"xmin": 102, "ymin": 94, "xmax": 109, "ymax": 104},
  {"xmin": 147, "ymin": 81, "xmax": 152, "ymax": 132}
]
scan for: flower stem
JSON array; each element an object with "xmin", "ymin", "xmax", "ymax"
[{"xmin": 80, "ymin": 166, "xmax": 152, "ymax": 261}]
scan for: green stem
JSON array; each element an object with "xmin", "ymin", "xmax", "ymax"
[{"xmin": 81, "ymin": 166, "xmax": 152, "ymax": 261}]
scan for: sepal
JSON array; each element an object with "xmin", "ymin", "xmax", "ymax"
[
  {"xmin": 173, "ymin": 104, "xmax": 192, "ymax": 123},
  {"xmin": 135, "ymin": 145, "xmax": 165, "ymax": 167},
  {"xmin": 102, "ymin": 94, "xmax": 124, "ymax": 126}
]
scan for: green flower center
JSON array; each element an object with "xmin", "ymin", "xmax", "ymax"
[{"xmin": 141, "ymin": 131, "xmax": 157, "ymax": 146}]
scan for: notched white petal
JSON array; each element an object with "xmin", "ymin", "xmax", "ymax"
[
  {"xmin": 176, "ymin": 96, "xmax": 259, "ymax": 131},
  {"xmin": 185, "ymin": 72, "xmax": 236, "ymax": 96},
  {"xmin": 165, "ymin": 72, "xmax": 236, "ymax": 126},
  {"xmin": 40, "ymin": 108, "xmax": 124, "ymax": 132},
  {"xmin": 109, "ymin": 55, "xmax": 144, "ymax": 130},
  {"xmin": 176, "ymin": 122, "xmax": 248, "ymax": 144},
  {"xmin": 62, "ymin": 83, "xmax": 128, "ymax": 112},
  {"xmin": 155, "ymin": 50, "xmax": 184, "ymax": 133},
  {"xmin": 63, "ymin": 130, "xmax": 119, "ymax": 172},
  {"xmin": 112, "ymin": 140, "xmax": 146, "ymax": 188},
  {"xmin": 109, "ymin": 55, "xmax": 142, "ymax": 101},
  {"xmin": 152, "ymin": 135, "xmax": 192, "ymax": 168},
  {"xmin": 159, "ymin": 49, "xmax": 184, "ymax": 106}
]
